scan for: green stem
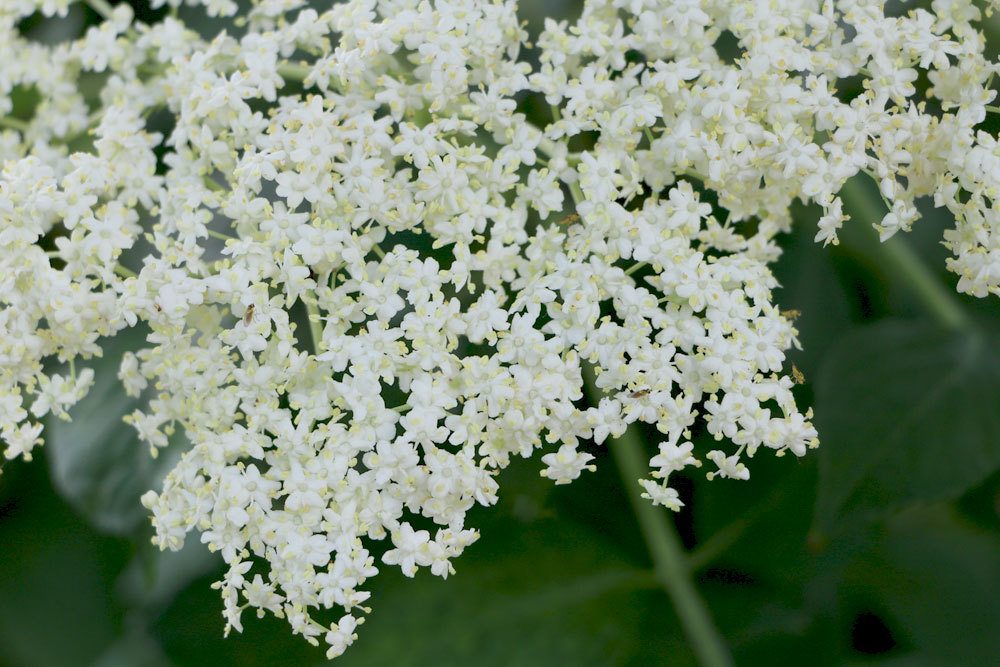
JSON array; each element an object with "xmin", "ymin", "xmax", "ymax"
[
  {"xmin": 625, "ymin": 261, "xmax": 648, "ymax": 277},
  {"xmin": 0, "ymin": 116, "xmax": 29, "ymax": 132},
  {"xmin": 85, "ymin": 0, "xmax": 115, "ymax": 19},
  {"xmin": 878, "ymin": 235, "xmax": 969, "ymax": 330},
  {"xmin": 839, "ymin": 177, "xmax": 970, "ymax": 331},
  {"xmin": 582, "ymin": 368, "xmax": 733, "ymax": 667},
  {"xmin": 569, "ymin": 139, "xmax": 727, "ymax": 666},
  {"xmin": 303, "ymin": 298, "xmax": 323, "ymax": 354},
  {"xmin": 114, "ymin": 264, "xmax": 137, "ymax": 278},
  {"xmin": 278, "ymin": 63, "xmax": 311, "ymax": 83},
  {"xmin": 203, "ymin": 175, "xmax": 226, "ymax": 192},
  {"xmin": 206, "ymin": 229, "xmax": 235, "ymax": 242}
]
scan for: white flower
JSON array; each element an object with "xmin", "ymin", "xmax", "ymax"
[
  {"xmin": 639, "ymin": 479, "xmax": 684, "ymax": 511},
  {"xmin": 383, "ymin": 524, "xmax": 432, "ymax": 578},
  {"xmin": 10, "ymin": 0, "xmax": 1000, "ymax": 659},
  {"xmin": 540, "ymin": 443, "xmax": 597, "ymax": 484},
  {"xmin": 706, "ymin": 450, "xmax": 751, "ymax": 481}
]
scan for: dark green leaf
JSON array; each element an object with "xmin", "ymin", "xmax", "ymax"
[
  {"xmin": 0, "ymin": 458, "xmax": 125, "ymax": 667},
  {"xmin": 45, "ymin": 326, "xmax": 180, "ymax": 536},
  {"xmin": 846, "ymin": 506, "xmax": 1000, "ymax": 664},
  {"xmin": 332, "ymin": 513, "xmax": 673, "ymax": 667},
  {"xmin": 814, "ymin": 321, "xmax": 1000, "ymax": 532},
  {"xmin": 153, "ymin": 462, "xmax": 688, "ymax": 667},
  {"xmin": 772, "ymin": 207, "xmax": 858, "ymax": 371},
  {"xmin": 116, "ymin": 538, "xmax": 221, "ymax": 613},
  {"xmin": 92, "ymin": 625, "xmax": 175, "ymax": 667}
]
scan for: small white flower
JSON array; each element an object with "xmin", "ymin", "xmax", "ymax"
[{"xmin": 540, "ymin": 443, "xmax": 597, "ymax": 484}]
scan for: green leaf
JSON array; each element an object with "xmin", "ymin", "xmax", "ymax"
[
  {"xmin": 772, "ymin": 207, "xmax": 858, "ymax": 370},
  {"xmin": 117, "ymin": 538, "xmax": 221, "ymax": 613},
  {"xmin": 0, "ymin": 456, "xmax": 178, "ymax": 667},
  {"xmin": 0, "ymin": 458, "xmax": 125, "ymax": 667},
  {"xmin": 153, "ymin": 462, "xmax": 689, "ymax": 667},
  {"xmin": 92, "ymin": 626, "xmax": 175, "ymax": 667},
  {"xmin": 813, "ymin": 320, "xmax": 1000, "ymax": 532},
  {"xmin": 45, "ymin": 326, "xmax": 180, "ymax": 536},
  {"xmin": 331, "ymin": 515, "xmax": 675, "ymax": 667},
  {"xmin": 846, "ymin": 506, "xmax": 1000, "ymax": 664}
]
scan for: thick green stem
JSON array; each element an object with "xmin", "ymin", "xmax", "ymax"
[
  {"xmin": 876, "ymin": 234, "xmax": 970, "ymax": 330},
  {"xmin": 839, "ymin": 177, "xmax": 971, "ymax": 331},
  {"xmin": 582, "ymin": 369, "xmax": 733, "ymax": 667}
]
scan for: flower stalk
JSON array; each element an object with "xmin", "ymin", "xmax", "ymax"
[
  {"xmin": 85, "ymin": 0, "xmax": 114, "ymax": 19},
  {"xmin": 583, "ymin": 368, "xmax": 733, "ymax": 667},
  {"xmin": 0, "ymin": 115, "xmax": 29, "ymax": 131},
  {"xmin": 839, "ymin": 178, "xmax": 971, "ymax": 331}
]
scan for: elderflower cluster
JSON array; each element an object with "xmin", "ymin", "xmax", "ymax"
[
  {"xmin": 3, "ymin": 0, "xmax": 1000, "ymax": 658},
  {"xmin": 1, "ymin": 3, "xmax": 159, "ymax": 460}
]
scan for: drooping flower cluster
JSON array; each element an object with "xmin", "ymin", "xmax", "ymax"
[{"xmin": 3, "ymin": 0, "xmax": 999, "ymax": 658}]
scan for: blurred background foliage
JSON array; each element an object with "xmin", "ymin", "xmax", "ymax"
[{"xmin": 3, "ymin": 1, "xmax": 1000, "ymax": 665}]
